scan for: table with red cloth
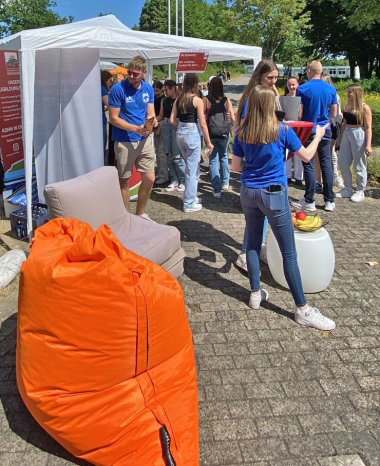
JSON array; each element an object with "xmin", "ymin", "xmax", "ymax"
[{"xmin": 286, "ymin": 121, "xmax": 314, "ymax": 158}]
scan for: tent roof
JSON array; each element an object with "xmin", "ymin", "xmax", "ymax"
[{"xmin": 0, "ymin": 15, "xmax": 261, "ymax": 65}]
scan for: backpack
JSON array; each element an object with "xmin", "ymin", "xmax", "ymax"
[{"xmin": 207, "ymin": 96, "xmax": 233, "ymax": 137}]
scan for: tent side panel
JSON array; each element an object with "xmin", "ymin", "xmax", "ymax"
[
  {"xmin": 60, "ymin": 48, "xmax": 103, "ymax": 180},
  {"xmin": 34, "ymin": 48, "xmax": 103, "ymax": 202},
  {"xmin": 34, "ymin": 49, "xmax": 63, "ymax": 201}
]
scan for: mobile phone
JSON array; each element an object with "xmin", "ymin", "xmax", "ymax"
[{"xmin": 268, "ymin": 185, "xmax": 282, "ymax": 192}]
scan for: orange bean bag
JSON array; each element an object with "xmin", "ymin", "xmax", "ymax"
[{"xmin": 17, "ymin": 218, "xmax": 199, "ymax": 466}]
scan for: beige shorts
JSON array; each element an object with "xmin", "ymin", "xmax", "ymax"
[{"xmin": 114, "ymin": 135, "xmax": 156, "ymax": 179}]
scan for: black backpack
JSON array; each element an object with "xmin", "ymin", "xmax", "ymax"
[{"xmin": 207, "ymin": 96, "xmax": 233, "ymax": 138}]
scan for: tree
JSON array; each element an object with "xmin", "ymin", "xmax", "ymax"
[
  {"xmin": 229, "ymin": 0, "xmax": 310, "ymax": 61},
  {"xmin": 139, "ymin": 0, "xmax": 216, "ymax": 39},
  {"xmin": 340, "ymin": 0, "xmax": 380, "ymax": 29},
  {"xmin": 305, "ymin": 0, "xmax": 380, "ymax": 78},
  {"xmin": 0, "ymin": 0, "xmax": 72, "ymax": 37}
]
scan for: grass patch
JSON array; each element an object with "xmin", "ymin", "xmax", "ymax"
[{"xmin": 368, "ymin": 152, "xmax": 380, "ymax": 185}]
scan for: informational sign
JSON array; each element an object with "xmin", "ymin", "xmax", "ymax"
[
  {"xmin": 176, "ymin": 52, "xmax": 209, "ymax": 73},
  {"xmin": 0, "ymin": 50, "xmax": 25, "ymax": 191}
]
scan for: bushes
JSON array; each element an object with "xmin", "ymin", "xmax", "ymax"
[
  {"xmin": 367, "ymin": 152, "xmax": 380, "ymax": 183},
  {"xmin": 362, "ymin": 78, "xmax": 380, "ymax": 94}
]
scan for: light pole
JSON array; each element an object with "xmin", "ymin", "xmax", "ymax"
[
  {"xmin": 182, "ymin": 0, "xmax": 184, "ymax": 37},
  {"xmin": 168, "ymin": 0, "xmax": 171, "ymax": 78}
]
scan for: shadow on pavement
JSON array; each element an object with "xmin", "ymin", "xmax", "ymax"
[
  {"xmin": 168, "ymin": 219, "xmax": 295, "ymax": 322},
  {"xmin": 0, "ymin": 313, "xmax": 90, "ymax": 466}
]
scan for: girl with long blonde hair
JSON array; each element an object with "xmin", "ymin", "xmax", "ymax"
[
  {"xmin": 232, "ymin": 85, "xmax": 336, "ymax": 331},
  {"xmin": 336, "ymin": 84, "xmax": 372, "ymax": 203},
  {"xmin": 235, "ymin": 59, "xmax": 279, "ymax": 272}
]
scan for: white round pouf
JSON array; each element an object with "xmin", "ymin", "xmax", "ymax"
[{"xmin": 267, "ymin": 227, "xmax": 335, "ymax": 293}]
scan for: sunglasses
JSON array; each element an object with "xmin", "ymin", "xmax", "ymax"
[{"xmin": 127, "ymin": 70, "xmax": 142, "ymax": 78}]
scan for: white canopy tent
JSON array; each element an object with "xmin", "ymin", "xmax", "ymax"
[{"xmin": 0, "ymin": 15, "xmax": 262, "ymax": 235}]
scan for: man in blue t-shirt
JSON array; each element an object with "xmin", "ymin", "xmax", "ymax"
[
  {"xmin": 109, "ymin": 56, "xmax": 156, "ymax": 218},
  {"xmin": 293, "ymin": 60, "xmax": 338, "ymax": 212}
]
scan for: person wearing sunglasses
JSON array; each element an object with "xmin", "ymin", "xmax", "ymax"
[{"xmin": 109, "ymin": 56, "xmax": 157, "ymax": 219}]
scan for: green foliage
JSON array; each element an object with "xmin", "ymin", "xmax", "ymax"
[
  {"xmin": 339, "ymin": 0, "xmax": 380, "ymax": 29},
  {"xmin": 152, "ymin": 61, "xmax": 244, "ymax": 82},
  {"xmin": 304, "ymin": 0, "xmax": 380, "ymax": 79},
  {"xmin": 139, "ymin": 0, "xmax": 168, "ymax": 34},
  {"xmin": 362, "ymin": 78, "xmax": 380, "ymax": 94},
  {"xmin": 229, "ymin": 0, "xmax": 310, "ymax": 61},
  {"xmin": 367, "ymin": 152, "xmax": 380, "ymax": 181},
  {"xmin": 0, "ymin": 0, "xmax": 72, "ymax": 37},
  {"xmin": 139, "ymin": 0, "xmax": 214, "ymax": 39}
]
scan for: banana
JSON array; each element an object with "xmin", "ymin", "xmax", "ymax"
[{"xmin": 296, "ymin": 215, "xmax": 323, "ymax": 232}]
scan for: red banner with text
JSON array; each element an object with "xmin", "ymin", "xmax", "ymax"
[
  {"xmin": 176, "ymin": 52, "xmax": 209, "ymax": 73},
  {"xmin": 0, "ymin": 50, "xmax": 24, "ymax": 190}
]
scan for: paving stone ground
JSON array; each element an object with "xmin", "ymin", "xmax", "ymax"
[{"xmin": 1, "ymin": 77, "xmax": 380, "ymax": 465}]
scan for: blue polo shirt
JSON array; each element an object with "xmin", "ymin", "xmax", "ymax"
[
  {"xmin": 297, "ymin": 79, "xmax": 337, "ymax": 133},
  {"xmin": 109, "ymin": 79, "xmax": 154, "ymax": 142},
  {"xmin": 233, "ymin": 124, "xmax": 302, "ymax": 189}
]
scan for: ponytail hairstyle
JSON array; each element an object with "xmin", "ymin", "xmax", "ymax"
[
  {"xmin": 346, "ymin": 84, "xmax": 364, "ymax": 127},
  {"xmin": 239, "ymin": 85, "xmax": 280, "ymax": 144},
  {"xmin": 177, "ymin": 73, "xmax": 199, "ymax": 114},
  {"xmin": 236, "ymin": 59, "xmax": 278, "ymax": 123}
]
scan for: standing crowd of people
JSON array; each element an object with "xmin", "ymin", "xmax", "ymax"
[{"xmin": 101, "ymin": 55, "xmax": 373, "ymax": 331}]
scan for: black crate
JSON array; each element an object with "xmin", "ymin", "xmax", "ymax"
[{"xmin": 10, "ymin": 203, "xmax": 50, "ymax": 239}]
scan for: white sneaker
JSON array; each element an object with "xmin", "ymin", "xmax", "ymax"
[
  {"xmin": 213, "ymin": 192, "xmax": 221, "ymax": 198},
  {"xmin": 222, "ymin": 184, "xmax": 230, "ymax": 191},
  {"xmin": 260, "ymin": 243, "xmax": 268, "ymax": 264},
  {"xmin": 249, "ymin": 289, "xmax": 269, "ymax": 310},
  {"xmin": 165, "ymin": 182, "xmax": 179, "ymax": 192},
  {"xmin": 350, "ymin": 190, "xmax": 365, "ymax": 203},
  {"xmin": 333, "ymin": 175, "xmax": 344, "ymax": 189},
  {"xmin": 176, "ymin": 183, "xmax": 185, "ymax": 192},
  {"xmin": 183, "ymin": 203, "xmax": 202, "ymax": 213},
  {"xmin": 324, "ymin": 201, "xmax": 335, "ymax": 212},
  {"xmin": 335, "ymin": 188, "xmax": 353, "ymax": 198},
  {"xmin": 295, "ymin": 306, "xmax": 336, "ymax": 331},
  {"xmin": 235, "ymin": 252, "xmax": 247, "ymax": 272},
  {"xmin": 291, "ymin": 199, "xmax": 316, "ymax": 212}
]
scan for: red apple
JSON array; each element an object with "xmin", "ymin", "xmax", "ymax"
[{"xmin": 296, "ymin": 211, "xmax": 307, "ymax": 221}]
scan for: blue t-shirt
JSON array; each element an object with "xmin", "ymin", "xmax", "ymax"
[
  {"xmin": 241, "ymin": 98, "xmax": 248, "ymax": 119},
  {"xmin": 101, "ymin": 85, "xmax": 109, "ymax": 126},
  {"xmin": 109, "ymin": 80, "xmax": 154, "ymax": 142},
  {"xmin": 233, "ymin": 124, "xmax": 302, "ymax": 189},
  {"xmin": 297, "ymin": 79, "xmax": 337, "ymax": 132}
]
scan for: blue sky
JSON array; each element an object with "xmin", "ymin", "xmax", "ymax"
[
  {"xmin": 54, "ymin": 0, "xmax": 176, "ymax": 29},
  {"xmin": 54, "ymin": 0, "xmax": 148, "ymax": 28}
]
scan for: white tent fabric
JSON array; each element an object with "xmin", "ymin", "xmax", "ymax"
[{"xmin": 0, "ymin": 15, "xmax": 262, "ymax": 236}]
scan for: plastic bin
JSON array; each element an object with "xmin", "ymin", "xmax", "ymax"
[
  {"xmin": 267, "ymin": 227, "xmax": 335, "ymax": 293},
  {"xmin": 10, "ymin": 203, "xmax": 50, "ymax": 239}
]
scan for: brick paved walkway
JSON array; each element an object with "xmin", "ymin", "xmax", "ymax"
[{"xmin": 1, "ymin": 80, "xmax": 380, "ymax": 465}]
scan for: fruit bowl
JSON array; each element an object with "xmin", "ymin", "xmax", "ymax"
[{"xmin": 292, "ymin": 212, "xmax": 326, "ymax": 232}]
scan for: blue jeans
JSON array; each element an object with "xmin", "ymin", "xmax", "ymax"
[
  {"xmin": 242, "ymin": 217, "xmax": 269, "ymax": 253},
  {"xmin": 303, "ymin": 129, "xmax": 334, "ymax": 203},
  {"xmin": 209, "ymin": 137, "xmax": 230, "ymax": 193},
  {"xmin": 240, "ymin": 184, "xmax": 306, "ymax": 307},
  {"xmin": 176, "ymin": 122, "xmax": 201, "ymax": 208},
  {"xmin": 162, "ymin": 119, "xmax": 185, "ymax": 184}
]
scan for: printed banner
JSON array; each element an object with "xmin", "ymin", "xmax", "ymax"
[
  {"xmin": 0, "ymin": 50, "xmax": 25, "ymax": 191},
  {"xmin": 176, "ymin": 52, "xmax": 209, "ymax": 73}
]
